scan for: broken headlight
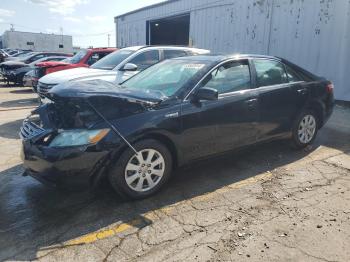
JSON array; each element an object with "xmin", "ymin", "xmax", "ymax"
[{"xmin": 49, "ymin": 129, "xmax": 110, "ymax": 147}]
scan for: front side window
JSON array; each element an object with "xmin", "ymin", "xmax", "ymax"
[
  {"xmin": 122, "ymin": 59, "xmax": 210, "ymax": 98},
  {"xmin": 128, "ymin": 50, "xmax": 160, "ymax": 71},
  {"xmin": 254, "ymin": 59, "xmax": 287, "ymax": 87},
  {"xmin": 200, "ymin": 60, "xmax": 251, "ymax": 94}
]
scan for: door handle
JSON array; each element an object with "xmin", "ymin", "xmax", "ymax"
[
  {"xmin": 297, "ymin": 88, "xmax": 308, "ymax": 95},
  {"xmin": 245, "ymin": 98, "xmax": 258, "ymax": 107}
]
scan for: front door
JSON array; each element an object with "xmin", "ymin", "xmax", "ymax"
[{"xmin": 180, "ymin": 59, "xmax": 259, "ymax": 161}]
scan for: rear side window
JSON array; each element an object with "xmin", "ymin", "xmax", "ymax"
[
  {"xmin": 285, "ymin": 65, "xmax": 302, "ymax": 83},
  {"xmin": 200, "ymin": 60, "xmax": 251, "ymax": 94},
  {"xmin": 164, "ymin": 50, "xmax": 187, "ymax": 59},
  {"xmin": 129, "ymin": 50, "xmax": 160, "ymax": 71},
  {"xmin": 254, "ymin": 59, "xmax": 287, "ymax": 87}
]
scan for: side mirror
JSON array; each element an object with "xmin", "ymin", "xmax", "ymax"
[
  {"xmin": 192, "ymin": 87, "xmax": 218, "ymax": 101},
  {"xmin": 122, "ymin": 63, "xmax": 138, "ymax": 71}
]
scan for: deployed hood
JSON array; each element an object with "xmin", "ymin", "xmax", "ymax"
[
  {"xmin": 47, "ymin": 80, "xmax": 163, "ymax": 104},
  {"xmin": 39, "ymin": 67, "xmax": 114, "ymax": 84},
  {"xmin": 37, "ymin": 80, "xmax": 162, "ymax": 130},
  {"xmin": 37, "ymin": 61, "xmax": 70, "ymax": 68}
]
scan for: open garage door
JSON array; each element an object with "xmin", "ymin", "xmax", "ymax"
[{"xmin": 148, "ymin": 14, "xmax": 190, "ymax": 46}]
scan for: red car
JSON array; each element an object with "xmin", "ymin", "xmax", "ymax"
[{"xmin": 34, "ymin": 47, "xmax": 117, "ymax": 79}]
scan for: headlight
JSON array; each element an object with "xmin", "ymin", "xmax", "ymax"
[{"xmin": 50, "ymin": 129, "xmax": 110, "ymax": 147}]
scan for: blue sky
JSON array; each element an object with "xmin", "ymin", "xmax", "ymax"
[{"xmin": 0, "ymin": 0, "xmax": 164, "ymax": 48}]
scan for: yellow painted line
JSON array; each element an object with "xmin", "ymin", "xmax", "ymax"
[
  {"xmin": 66, "ymin": 218, "xmax": 143, "ymax": 245},
  {"xmin": 64, "ymin": 171, "xmax": 274, "ymax": 246}
]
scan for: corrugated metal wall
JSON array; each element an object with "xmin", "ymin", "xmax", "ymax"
[{"xmin": 116, "ymin": 0, "xmax": 350, "ymax": 101}]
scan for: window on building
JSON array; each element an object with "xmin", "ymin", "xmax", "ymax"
[
  {"xmin": 253, "ymin": 59, "xmax": 288, "ymax": 87},
  {"xmin": 59, "ymin": 44, "xmax": 64, "ymax": 48},
  {"xmin": 27, "ymin": 42, "xmax": 34, "ymax": 46}
]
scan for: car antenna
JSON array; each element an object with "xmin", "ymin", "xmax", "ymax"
[{"xmin": 85, "ymin": 98, "xmax": 139, "ymax": 155}]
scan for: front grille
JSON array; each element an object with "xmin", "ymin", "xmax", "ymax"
[
  {"xmin": 38, "ymin": 82, "xmax": 56, "ymax": 96},
  {"xmin": 20, "ymin": 119, "xmax": 45, "ymax": 140}
]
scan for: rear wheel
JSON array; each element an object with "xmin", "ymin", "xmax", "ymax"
[
  {"xmin": 291, "ymin": 110, "xmax": 319, "ymax": 149},
  {"xmin": 108, "ymin": 139, "xmax": 172, "ymax": 199}
]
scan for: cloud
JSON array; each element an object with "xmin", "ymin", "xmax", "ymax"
[
  {"xmin": 0, "ymin": 8, "xmax": 15, "ymax": 17},
  {"xmin": 64, "ymin": 16, "xmax": 81, "ymax": 23},
  {"xmin": 26, "ymin": 0, "xmax": 88, "ymax": 15},
  {"xmin": 85, "ymin": 16, "xmax": 106, "ymax": 22}
]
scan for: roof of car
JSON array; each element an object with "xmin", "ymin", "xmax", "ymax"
[
  {"xmin": 87, "ymin": 47, "xmax": 118, "ymax": 51},
  {"xmin": 120, "ymin": 45, "xmax": 209, "ymax": 52},
  {"xmin": 173, "ymin": 53, "xmax": 280, "ymax": 62}
]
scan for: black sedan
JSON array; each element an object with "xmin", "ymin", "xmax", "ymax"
[{"xmin": 20, "ymin": 54, "xmax": 334, "ymax": 199}]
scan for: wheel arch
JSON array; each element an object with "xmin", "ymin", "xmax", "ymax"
[
  {"xmin": 305, "ymin": 100, "xmax": 325, "ymax": 128},
  {"xmin": 135, "ymin": 132, "xmax": 179, "ymax": 169}
]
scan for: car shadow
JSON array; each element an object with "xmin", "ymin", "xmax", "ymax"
[
  {"xmin": 9, "ymin": 89, "xmax": 34, "ymax": 94},
  {"xmin": 0, "ymin": 98, "xmax": 38, "ymax": 109},
  {"xmin": 0, "ymin": 119, "xmax": 24, "ymax": 139},
  {"xmin": 0, "ymin": 115, "xmax": 349, "ymax": 261}
]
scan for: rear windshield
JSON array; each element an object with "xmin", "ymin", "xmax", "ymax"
[{"xmin": 91, "ymin": 49, "xmax": 135, "ymax": 70}]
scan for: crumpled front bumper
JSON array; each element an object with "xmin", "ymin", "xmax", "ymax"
[{"xmin": 21, "ymin": 140, "xmax": 110, "ymax": 189}]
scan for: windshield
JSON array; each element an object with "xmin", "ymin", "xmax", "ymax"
[
  {"xmin": 122, "ymin": 59, "xmax": 209, "ymax": 98},
  {"xmin": 70, "ymin": 49, "xmax": 88, "ymax": 64},
  {"xmin": 91, "ymin": 49, "xmax": 134, "ymax": 70}
]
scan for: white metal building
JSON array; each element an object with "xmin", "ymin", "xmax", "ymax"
[
  {"xmin": 1, "ymin": 30, "xmax": 73, "ymax": 53},
  {"xmin": 115, "ymin": 0, "xmax": 350, "ymax": 101}
]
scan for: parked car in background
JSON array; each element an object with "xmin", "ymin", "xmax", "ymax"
[
  {"xmin": 34, "ymin": 47, "xmax": 117, "ymax": 79},
  {"xmin": 0, "ymin": 52, "xmax": 72, "ymax": 84},
  {"xmin": 4, "ymin": 50, "xmax": 33, "ymax": 62},
  {"xmin": 37, "ymin": 46, "xmax": 210, "ymax": 98},
  {"xmin": 0, "ymin": 49, "xmax": 32, "ymax": 62},
  {"xmin": 4, "ymin": 56, "xmax": 69, "ymax": 86},
  {"xmin": 21, "ymin": 54, "xmax": 334, "ymax": 199}
]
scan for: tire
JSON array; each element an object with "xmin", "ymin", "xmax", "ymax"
[
  {"xmin": 108, "ymin": 139, "xmax": 173, "ymax": 200},
  {"xmin": 291, "ymin": 109, "xmax": 319, "ymax": 149}
]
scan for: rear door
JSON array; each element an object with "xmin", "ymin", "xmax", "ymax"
[
  {"xmin": 180, "ymin": 59, "xmax": 259, "ymax": 161},
  {"xmin": 252, "ymin": 58, "xmax": 299, "ymax": 140}
]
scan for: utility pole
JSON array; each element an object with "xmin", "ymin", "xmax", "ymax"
[
  {"xmin": 60, "ymin": 27, "xmax": 64, "ymax": 48},
  {"xmin": 108, "ymin": 34, "xmax": 110, "ymax": 47}
]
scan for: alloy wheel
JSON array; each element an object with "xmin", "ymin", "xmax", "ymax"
[
  {"xmin": 124, "ymin": 149, "xmax": 165, "ymax": 192},
  {"xmin": 298, "ymin": 114, "xmax": 316, "ymax": 144}
]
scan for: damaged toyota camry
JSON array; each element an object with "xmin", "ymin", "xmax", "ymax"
[{"xmin": 20, "ymin": 54, "xmax": 334, "ymax": 199}]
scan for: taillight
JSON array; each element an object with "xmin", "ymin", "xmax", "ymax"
[{"xmin": 326, "ymin": 83, "xmax": 334, "ymax": 94}]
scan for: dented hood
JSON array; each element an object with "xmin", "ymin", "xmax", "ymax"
[{"xmin": 47, "ymin": 79, "xmax": 163, "ymax": 104}]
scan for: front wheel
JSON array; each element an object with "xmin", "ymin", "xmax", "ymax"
[
  {"xmin": 291, "ymin": 110, "xmax": 319, "ymax": 149},
  {"xmin": 108, "ymin": 139, "xmax": 173, "ymax": 199}
]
